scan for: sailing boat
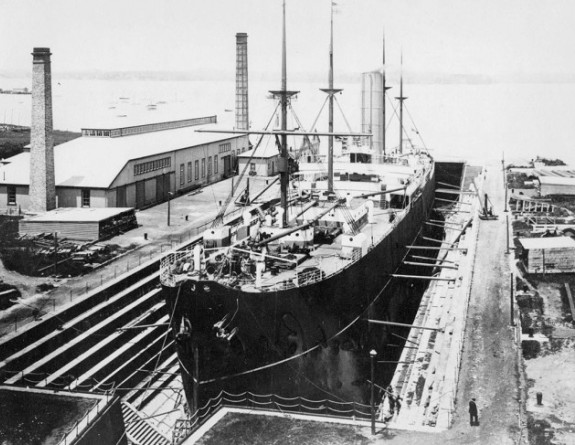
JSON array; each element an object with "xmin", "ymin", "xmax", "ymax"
[{"xmin": 161, "ymin": 1, "xmax": 435, "ymax": 418}]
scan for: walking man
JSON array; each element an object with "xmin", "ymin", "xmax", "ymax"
[
  {"xmin": 395, "ymin": 396, "xmax": 402, "ymax": 416},
  {"xmin": 469, "ymin": 398, "xmax": 479, "ymax": 426}
]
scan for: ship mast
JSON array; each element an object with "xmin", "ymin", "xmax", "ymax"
[
  {"xmin": 395, "ymin": 53, "xmax": 407, "ymax": 155},
  {"xmin": 320, "ymin": 1, "xmax": 342, "ymax": 193},
  {"xmin": 382, "ymin": 30, "xmax": 391, "ymax": 157},
  {"xmin": 269, "ymin": 0, "xmax": 298, "ymax": 227}
]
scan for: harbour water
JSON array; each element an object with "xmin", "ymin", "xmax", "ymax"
[{"xmin": 1, "ymin": 76, "xmax": 575, "ymax": 166}]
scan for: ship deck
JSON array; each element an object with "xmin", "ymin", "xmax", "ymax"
[{"xmin": 240, "ymin": 204, "xmax": 402, "ymax": 292}]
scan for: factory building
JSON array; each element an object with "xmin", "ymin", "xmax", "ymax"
[{"xmin": 0, "ymin": 116, "xmax": 248, "ymax": 212}]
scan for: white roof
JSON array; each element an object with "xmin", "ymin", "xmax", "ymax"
[
  {"xmin": 538, "ymin": 176, "xmax": 575, "ymax": 186},
  {"xmin": 238, "ymin": 142, "xmax": 279, "ymax": 159},
  {"xmin": 519, "ymin": 236, "xmax": 575, "ymax": 250},
  {"xmin": 21, "ymin": 207, "xmax": 134, "ymax": 223},
  {"xmin": 0, "ymin": 122, "xmax": 243, "ymax": 189}
]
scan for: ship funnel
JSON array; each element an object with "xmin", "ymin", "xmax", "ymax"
[
  {"xmin": 361, "ymin": 71, "xmax": 384, "ymax": 156},
  {"xmin": 235, "ymin": 33, "xmax": 249, "ymax": 130}
]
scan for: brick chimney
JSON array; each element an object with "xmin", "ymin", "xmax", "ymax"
[
  {"xmin": 235, "ymin": 33, "xmax": 249, "ymax": 130},
  {"xmin": 29, "ymin": 47, "xmax": 56, "ymax": 213}
]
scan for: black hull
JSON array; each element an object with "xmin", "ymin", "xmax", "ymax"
[{"xmin": 164, "ymin": 167, "xmax": 436, "ymax": 412}]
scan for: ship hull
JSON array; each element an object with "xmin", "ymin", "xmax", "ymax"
[{"xmin": 164, "ymin": 167, "xmax": 436, "ymax": 412}]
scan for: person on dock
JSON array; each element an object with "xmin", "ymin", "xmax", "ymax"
[
  {"xmin": 469, "ymin": 398, "xmax": 479, "ymax": 426},
  {"xmin": 387, "ymin": 386, "xmax": 396, "ymax": 415},
  {"xmin": 395, "ymin": 396, "xmax": 402, "ymax": 416}
]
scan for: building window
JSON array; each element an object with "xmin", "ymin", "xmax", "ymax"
[
  {"xmin": 81, "ymin": 189, "xmax": 90, "ymax": 207},
  {"xmin": 208, "ymin": 156, "xmax": 212, "ymax": 177},
  {"xmin": 180, "ymin": 163, "xmax": 185, "ymax": 186},
  {"xmin": 201, "ymin": 158, "xmax": 206, "ymax": 178},
  {"xmin": 195, "ymin": 160, "xmax": 199, "ymax": 180},
  {"xmin": 214, "ymin": 155, "xmax": 218, "ymax": 174},
  {"xmin": 250, "ymin": 162, "xmax": 255, "ymax": 171},
  {"xmin": 7, "ymin": 186, "xmax": 16, "ymax": 205},
  {"xmin": 218, "ymin": 142, "xmax": 231, "ymax": 154},
  {"xmin": 187, "ymin": 162, "xmax": 192, "ymax": 182},
  {"xmin": 134, "ymin": 157, "xmax": 171, "ymax": 176}
]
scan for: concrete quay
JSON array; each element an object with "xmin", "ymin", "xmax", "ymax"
[{"xmin": 376, "ymin": 161, "xmax": 524, "ymax": 444}]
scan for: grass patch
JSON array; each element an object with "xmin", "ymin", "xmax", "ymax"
[
  {"xmin": 0, "ymin": 125, "xmax": 80, "ymax": 159},
  {"xmin": 196, "ymin": 413, "xmax": 375, "ymax": 445}
]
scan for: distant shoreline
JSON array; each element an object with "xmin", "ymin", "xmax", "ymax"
[{"xmin": 3, "ymin": 69, "xmax": 575, "ymax": 85}]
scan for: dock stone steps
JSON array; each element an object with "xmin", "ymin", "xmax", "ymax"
[
  {"xmin": 3, "ymin": 288, "xmax": 163, "ymax": 385},
  {"xmin": 0, "ymin": 273, "xmax": 160, "ymax": 375},
  {"xmin": 122, "ymin": 401, "xmax": 171, "ymax": 445}
]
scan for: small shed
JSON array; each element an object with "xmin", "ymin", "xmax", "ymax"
[
  {"xmin": 517, "ymin": 236, "xmax": 575, "ymax": 273},
  {"xmin": 237, "ymin": 143, "xmax": 279, "ymax": 177},
  {"xmin": 19, "ymin": 207, "xmax": 137, "ymax": 241}
]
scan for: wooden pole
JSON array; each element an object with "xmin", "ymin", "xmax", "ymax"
[
  {"xmin": 370, "ymin": 349, "xmax": 377, "ymax": 435},
  {"xmin": 565, "ymin": 283, "xmax": 575, "ymax": 325},
  {"xmin": 410, "ymin": 254, "xmax": 458, "ymax": 264},
  {"xmin": 367, "ymin": 319, "xmax": 443, "ymax": 332},
  {"xmin": 403, "ymin": 261, "xmax": 458, "ymax": 269},
  {"xmin": 505, "ymin": 214, "xmax": 510, "ymax": 254},
  {"xmin": 391, "ymin": 274, "xmax": 455, "ymax": 282},
  {"xmin": 406, "ymin": 245, "xmax": 467, "ymax": 251},
  {"xmin": 510, "ymin": 273, "xmax": 515, "ymax": 326}
]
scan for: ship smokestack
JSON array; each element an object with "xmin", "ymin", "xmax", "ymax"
[
  {"xmin": 361, "ymin": 71, "xmax": 384, "ymax": 155},
  {"xmin": 29, "ymin": 47, "xmax": 56, "ymax": 212},
  {"xmin": 235, "ymin": 33, "xmax": 249, "ymax": 130}
]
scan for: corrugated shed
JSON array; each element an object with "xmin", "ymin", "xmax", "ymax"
[{"xmin": 19, "ymin": 207, "xmax": 137, "ymax": 241}]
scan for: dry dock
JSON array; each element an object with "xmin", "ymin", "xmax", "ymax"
[{"xmin": 186, "ymin": 162, "xmax": 525, "ymax": 445}]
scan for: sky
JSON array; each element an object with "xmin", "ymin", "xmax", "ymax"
[{"xmin": 2, "ymin": 0, "xmax": 575, "ymax": 81}]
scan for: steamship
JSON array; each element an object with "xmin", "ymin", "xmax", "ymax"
[{"xmin": 160, "ymin": 2, "xmax": 435, "ymax": 414}]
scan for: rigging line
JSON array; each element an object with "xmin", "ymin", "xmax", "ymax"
[
  {"xmin": 333, "ymin": 95, "xmax": 353, "ymax": 134},
  {"xmin": 309, "ymin": 94, "xmax": 330, "ymax": 133},
  {"xmin": 213, "ymin": 101, "xmax": 281, "ymax": 226},
  {"xmin": 288, "ymin": 103, "xmax": 311, "ymax": 150},
  {"xmin": 136, "ymin": 283, "xmax": 182, "ymax": 410},
  {"xmin": 385, "ymin": 95, "xmax": 399, "ymax": 131},
  {"xmin": 201, "ymin": 143, "xmax": 219, "ymax": 208},
  {"xmin": 404, "ymin": 104, "xmax": 429, "ymax": 152}
]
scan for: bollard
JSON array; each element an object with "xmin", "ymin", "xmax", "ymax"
[
  {"xmin": 185, "ymin": 215, "xmax": 189, "ymax": 221},
  {"xmin": 144, "ymin": 233, "xmax": 148, "ymax": 240},
  {"xmin": 528, "ymin": 327, "xmax": 534, "ymax": 338},
  {"xmin": 536, "ymin": 392, "xmax": 543, "ymax": 405}
]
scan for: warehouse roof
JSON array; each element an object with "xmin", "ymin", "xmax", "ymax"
[
  {"xmin": 538, "ymin": 176, "xmax": 575, "ymax": 185},
  {"xmin": 20, "ymin": 207, "xmax": 134, "ymax": 223},
  {"xmin": 518, "ymin": 236, "xmax": 575, "ymax": 250},
  {"xmin": 0, "ymin": 118, "xmax": 246, "ymax": 189},
  {"xmin": 238, "ymin": 141, "xmax": 280, "ymax": 159}
]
